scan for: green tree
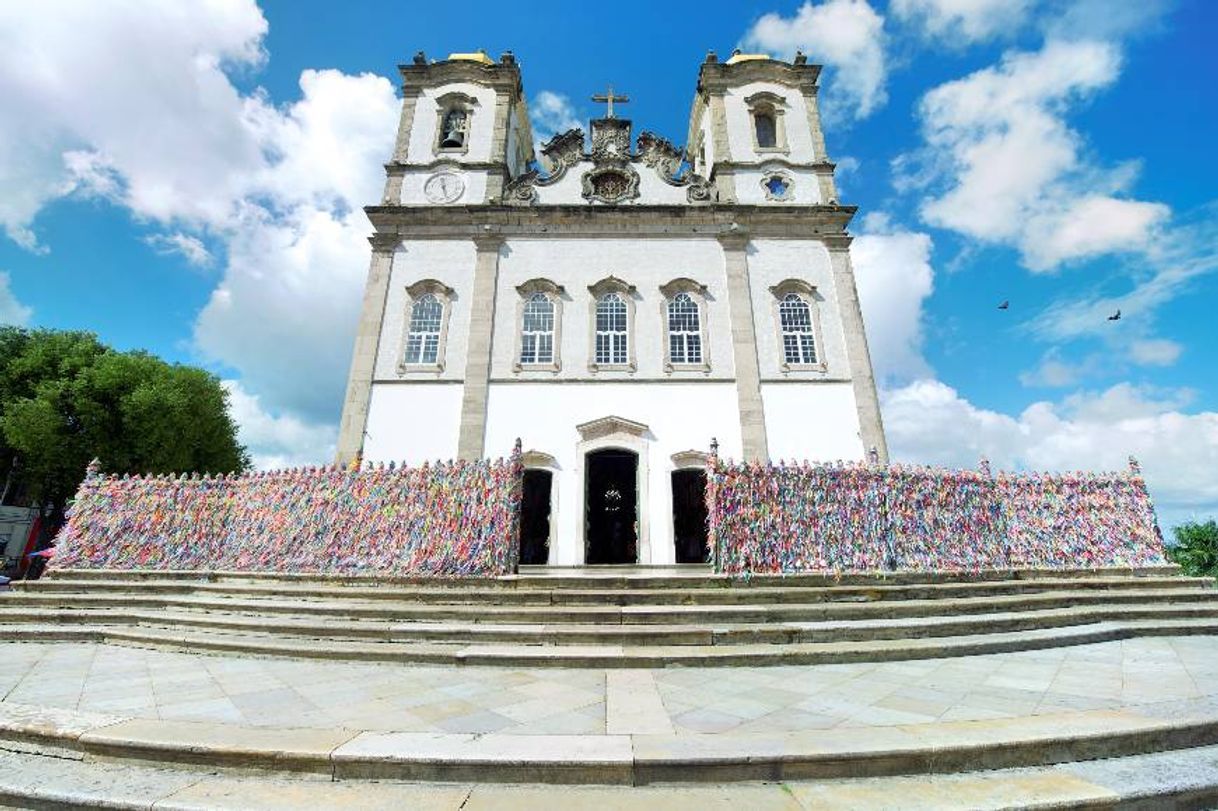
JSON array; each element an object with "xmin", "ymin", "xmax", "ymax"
[
  {"xmin": 1166, "ymin": 520, "xmax": 1218, "ymax": 578},
  {"xmin": 0, "ymin": 327, "xmax": 249, "ymax": 537}
]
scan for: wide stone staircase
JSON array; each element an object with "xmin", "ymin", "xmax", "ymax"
[
  {"xmin": 4, "ymin": 564, "xmax": 1218, "ymax": 807},
  {"xmin": 3, "ymin": 564, "xmax": 1215, "ymax": 667}
]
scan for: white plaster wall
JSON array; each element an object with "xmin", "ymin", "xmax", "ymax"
[
  {"xmin": 484, "ymin": 382, "xmax": 742, "ymax": 566},
  {"xmin": 365, "ymin": 384, "xmax": 464, "ymax": 464},
  {"xmin": 762, "ymin": 382, "xmax": 865, "ymax": 461},
  {"xmin": 406, "ymin": 83, "xmax": 499, "ymax": 164},
  {"xmin": 491, "ymin": 238, "xmax": 735, "ymax": 380},
  {"xmin": 375, "ymin": 241, "xmax": 476, "ymax": 381},
  {"xmin": 746, "ymin": 239, "xmax": 850, "ymax": 380},
  {"xmin": 398, "ymin": 166, "xmax": 487, "ymax": 206},
  {"xmin": 531, "ymin": 159, "xmax": 692, "ymax": 206},
  {"xmin": 724, "ymin": 82, "xmax": 817, "ymax": 164},
  {"xmin": 733, "ymin": 167, "xmax": 823, "ymax": 205}
]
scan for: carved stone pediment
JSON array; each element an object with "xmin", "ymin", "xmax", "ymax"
[
  {"xmin": 521, "ymin": 450, "xmax": 558, "ymax": 469},
  {"xmin": 670, "ymin": 450, "xmax": 710, "ymax": 469},
  {"xmin": 577, "ymin": 415, "xmax": 649, "ymax": 442},
  {"xmin": 539, "ymin": 128, "xmax": 585, "ymax": 177},
  {"xmin": 637, "ymin": 132, "xmax": 683, "ymax": 179},
  {"xmin": 581, "ymin": 165, "xmax": 640, "ymax": 204},
  {"xmin": 590, "ymin": 118, "xmax": 632, "ymax": 163}
]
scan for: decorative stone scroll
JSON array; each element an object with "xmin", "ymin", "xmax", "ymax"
[
  {"xmin": 503, "ymin": 128, "xmax": 585, "ymax": 205},
  {"xmin": 637, "ymin": 131, "xmax": 716, "ymax": 203}
]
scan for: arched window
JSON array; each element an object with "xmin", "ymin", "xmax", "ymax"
[
  {"xmin": 779, "ymin": 293, "xmax": 817, "ymax": 365},
  {"xmin": 754, "ymin": 112, "xmax": 777, "ymax": 149},
  {"xmin": 520, "ymin": 293, "xmax": 555, "ymax": 365},
  {"xmin": 595, "ymin": 293, "xmax": 628, "ymax": 365},
  {"xmin": 439, "ymin": 108, "xmax": 468, "ymax": 149},
  {"xmin": 667, "ymin": 293, "xmax": 702, "ymax": 365},
  {"xmin": 404, "ymin": 294, "xmax": 444, "ymax": 365}
]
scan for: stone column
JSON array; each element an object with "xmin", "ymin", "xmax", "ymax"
[
  {"xmin": 457, "ymin": 235, "xmax": 505, "ymax": 460},
  {"xmin": 718, "ymin": 232, "xmax": 768, "ymax": 461},
  {"xmin": 484, "ymin": 91, "xmax": 514, "ymax": 202},
  {"xmin": 335, "ymin": 236, "xmax": 399, "ymax": 466},
  {"xmin": 707, "ymin": 92, "xmax": 736, "ymax": 203},
  {"xmin": 382, "ymin": 89, "xmax": 421, "ymax": 204},
  {"xmin": 827, "ymin": 239, "xmax": 889, "ymax": 462},
  {"xmin": 802, "ymin": 87, "xmax": 839, "ymax": 203}
]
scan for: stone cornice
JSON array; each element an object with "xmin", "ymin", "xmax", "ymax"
[
  {"xmin": 397, "ymin": 58, "xmax": 523, "ymax": 98},
  {"xmin": 715, "ymin": 160, "xmax": 837, "ymax": 173},
  {"xmin": 697, "ymin": 59, "xmax": 821, "ymax": 96},
  {"xmin": 365, "ymin": 203, "xmax": 857, "ymax": 239}
]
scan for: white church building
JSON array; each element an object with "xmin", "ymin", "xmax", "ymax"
[{"xmin": 336, "ymin": 49, "xmax": 887, "ymax": 567}]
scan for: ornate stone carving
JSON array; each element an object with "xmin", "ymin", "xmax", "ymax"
[
  {"xmin": 502, "ymin": 128, "xmax": 585, "ymax": 206},
  {"xmin": 590, "ymin": 119, "xmax": 632, "ymax": 162},
  {"xmin": 576, "ymin": 415, "xmax": 649, "ymax": 442},
  {"xmin": 637, "ymin": 132, "xmax": 683, "ymax": 179},
  {"xmin": 635, "ymin": 130, "xmax": 717, "ymax": 204},
  {"xmin": 582, "ymin": 166, "xmax": 640, "ymax": 204}
]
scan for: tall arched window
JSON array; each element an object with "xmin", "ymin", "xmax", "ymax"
[
  {"xmin": 667, "ymin": 293, "xmax": 702, "ymax": 365},
  {"xmin": 779, "ymin": 293, "xmax": 817, "ymax": 365},
  {"xmin": 754, "ymin": 112, "xmax": 777, "ymax": 149},
  {"xmin": 520, "ymin": 293, "xmax": 555, "ymax": 365},
  {"xmin": 595, "ymin": 293, "xmax": 628, "ymax": 365},
  {"xmin": 404, "ymin": 294, "xmax": 444, "ymax": 365}
]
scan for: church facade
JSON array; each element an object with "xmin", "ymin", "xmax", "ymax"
[{"xmin": 336, "ymin": 50, "xmax": 887, "ymax": 567}]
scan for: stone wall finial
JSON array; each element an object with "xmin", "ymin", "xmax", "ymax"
[
  {"xmin": 979, "ymin": 456, "xmax": 992, "ymax": 478},
  {"xmin": 867, "ymin": 446, "xmax": 880, "ymax": 465},
  {"xmin": 85, "ymin": 458, "xmax": 102, "ymax": 479},
  {"xmin": 1128, "ymin": 455, "xmax": 1142, "ymax": 477}
]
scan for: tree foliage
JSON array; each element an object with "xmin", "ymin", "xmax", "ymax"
[
  {"xmin": 1166, "ymin": 520, "xmax": 1218, "ymax": 578},
  {"xmin": 0, "ymin": 327, "xmax": 249, "ymax": 514}
]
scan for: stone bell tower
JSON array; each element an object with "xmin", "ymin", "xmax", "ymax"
[{"xmin": 381, "ymin": 50, "xmax": 534, "ymax": 208}]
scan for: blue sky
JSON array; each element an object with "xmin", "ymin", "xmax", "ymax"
[{"xmin": 0, "ymin": 0, "xmax": 1214, "ymax": 527}]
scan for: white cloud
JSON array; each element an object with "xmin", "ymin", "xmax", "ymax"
[
  {"xmin": 884, "ymin": 379, "xmax": 1218, "ymax": 526},
  {"xmin": 902, "ymin": 39, "xmax": 1170, "ymax": 271},
  {"xmin": 222, "ymin": 380, "xmax": 335, "ymax": 470},
  {"xmin": 1129, "ymin": 338, "xmax": 1182, "ymax": 366},
  {"xmin": 0, "ymin": 1, "xmax": 269, "ymax": 246},
  {"xmin": 0, "ymin": 271, "xmax": 32, "ymax": 326},
  {"xmin": 892, "ymin": 0, "xmax": 1035, "ymax": 43},
  {"xmin": 143, "ymin": 232, "xmax": 214, "ymax": 268},
  {"xmin": 852, "ymin": 216, "xmax": 936, "ymax": 383},
  {"xmin": 0, "ymin": 2, "xmax": 399, "ymax": 428},
  {"xmin": 531, "ymin": 90, "xmax": 581, "ymax": 148},
  {"xmin": 742, "ymin": 0, "xmax": 887, "ymax": 120}
]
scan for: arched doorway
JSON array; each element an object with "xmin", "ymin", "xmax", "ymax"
[
  {"xmin": 671, "ymin": 468, "xmax": 708, "ymax": 563},
  {"xmin": 585, "ymin": 449, "xmax": 638, "ymax": 564},
  {"xmin": 519, "ymin": 469, "xmax": 552, "ymax": 565}
]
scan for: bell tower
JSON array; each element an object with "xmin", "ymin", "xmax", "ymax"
[
  {"xmin": 687, "ymin": 51, "xmax": 838, "ymax": 206},
  {"xmin": 382, "ymin": 50, "xmax": 534, "ymax": 207}
]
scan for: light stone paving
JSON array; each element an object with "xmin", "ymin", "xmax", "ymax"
[{"xmin": 1, "ymin": 637, "xmax": 1216, "ymax": 737}]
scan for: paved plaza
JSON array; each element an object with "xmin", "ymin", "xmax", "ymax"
[{"xmin": 3, "ymin": 636, "xmax": 1215, "ymax": 737}]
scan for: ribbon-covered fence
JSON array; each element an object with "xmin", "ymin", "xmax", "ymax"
[
  {"xmin": 52, "ymin": 442, "xmax": 524, "ymax": 577},
  {"xmin": 707, "ymin": 452, "xmax": 1164, "ymax": 574}
]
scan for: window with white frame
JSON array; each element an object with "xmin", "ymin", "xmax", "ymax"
[
  {"xmin": 520, "ymin": 293, "xmax": 555, "ymax": 365},
  {"xmin": 404, "ymin": 294, "xmax": 444, "ymax": 364},
  {"xmin": 779, "ymin": 293, "xmax": 817, "ymax": 365},
  {"xmin": 667, "ymin": 293, "xmax": 702, "ymax": 365},
  {"xmin": 398, "ymin": 279, "xmax": 453, "ymax": 373},
  {"xmin": 595, "ymin": 293, "xmax": 629, "ymax": 365}
]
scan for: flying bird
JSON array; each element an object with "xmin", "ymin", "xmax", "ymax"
[
  {"xmin": 1108, "ymin": 309, "xmax": 1122, "ymax": 321},
  {"xmin": 998, "ymin": 300, "xmax": 1009, "ymax": 310}
]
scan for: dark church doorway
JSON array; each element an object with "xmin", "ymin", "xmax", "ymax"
[
  {"xmin": 585, "ymin": 449, "xmax": 638, "ymax": 564},
  {"xmin": 671, "ymin": 469, "xmax": 708, "ymax": 563},
  {"xmin": 519, "ymin": 469, "xmax": 552, "ymax": 565}
]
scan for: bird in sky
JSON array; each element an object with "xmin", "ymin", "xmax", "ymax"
[
  {"xmin": 998, "ymin": 300, "xmax": 1009, "ymax": 310},
  {"xmin": 1108, "ymin": 309, "xmax": 1122, "ymax": 321}
]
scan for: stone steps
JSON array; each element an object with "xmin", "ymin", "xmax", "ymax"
[
  {"xmin": 8, "ymin": 585, "xmax": 1216, "ymax": 624},
  {"xmin": 19, "ymin": 573, "xmax": 1210, "ymax": 605},
  {"xmin": 4, "ymin": 743, "xmax": 1218, "ymax": 809},
  {"xmin": 3, "ymin": 697, "xmax": 1218, "ymax": 786},
  {"xmin": 5, "ymin": 566, "xmax": 1212, "ymax": 666},
  {"xmin": 4, "ymin": 602, "xmax": 1218, "ymax": 648},
  {"xmin": 7, "ymin": 617, "xmax": 1218, "ymax": 667}
]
